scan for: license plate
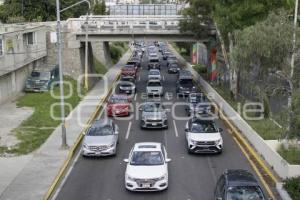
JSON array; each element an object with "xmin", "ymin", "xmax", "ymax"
[
  {"xmin": 152, "ymin": 123, "xmax": 157, "ymax": 126},
  {"xmin": 142, "ymin": 183, "xmax": 151, "ymax": 188},
  {"xmin": 126, "ymin": 90, "xmax": 130, "ymax": 93}
]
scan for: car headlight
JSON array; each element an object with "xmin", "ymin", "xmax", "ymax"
[
  {"xmin": 215, "ymin": 139, "xmax": 222, "ymax": 145},
  {"xmin": 108, "ymin": 143, "xmax": 115, "ymax": 148},
  {"xmin": 189, "ymin": 139, "xmax": 197, "ymax": 145},
  {"xmin": 82, "ymin": 143, "xmax": 88, "ymax": 149},
  {"xmin": 156, "ymin": 174, "xmax": 167, "ymax": 181},
  {"xmin": 126, "ymin": 174, "xmax": 135, "ymax": 181}
]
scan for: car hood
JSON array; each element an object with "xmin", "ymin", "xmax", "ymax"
[
  {"xmin": 107, "ymin": 103, "xmax": 129, "ymax": 108},
  {"xmin": 126, "ymin": 165, "xmax": 166, "ymax": 179},
  {"xmin": 143, "ymin": 111, "xmax": 166, "ymax": 119},
  {"xmin": 188, "ymin": 132, "xmax": 221, "ymax": 142},
  {"xmin": 83, "ymin": 135, "xmax": 115, "ymax": 146}
]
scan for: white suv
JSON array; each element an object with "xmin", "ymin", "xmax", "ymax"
[
  {"xmin": 185, "ymin": 116, "xmax": 223, "ymax": 154},
  {"xmin": 124, "ymin": 142, "xmax": 171, "ymax": 191},
  {"xmin": 146, "ymin": 79, "xmax": 163, "ymax": 96}
]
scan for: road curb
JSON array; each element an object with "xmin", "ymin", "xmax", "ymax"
[{"xmin": 43, "ymin": 72, "xmax": 121, "ymax": 200}]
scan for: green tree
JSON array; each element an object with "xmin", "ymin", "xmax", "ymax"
[{"xmin": 92, "ymin": 0, "xmax": 106, "ymax": 15}]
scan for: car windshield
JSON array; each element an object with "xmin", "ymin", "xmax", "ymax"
[
  {"xmin": 226, "ymin": 186, "xmax": 265, "ymax": 200},
  {"xmin": 143, "ymin": 103, "xmax": 163, "ymax": 112},
  {"xmin": 31, "ymin": 71, "xmax": 51, "ymax": 80},
  {"xmin": 149, "ymin": 71, "xmax": 160, "ymax": 75},
  {"xmin": 87, "ymin": 125, "xmax": 113, "ymax": 136},
  {"xmin": 148, "ymin": 81, "xmax": 161, "ymax": 87},
  {"xmin": 150, "ymin": 59, "xmax": 159, "ymax": 63},
  {"xmin": 190, "ymin": 121, "xmax": 217, "ymax": 133},
  {"xmin": 109, "ymin": 96, "xmax": 128, "ymax": 103},
  {"xmin": 179, "ymin": 79, "xmax": 193, "ymax": 85},
  {"xmin": 123, "ymin": 66, "xmax": 134, "ymax": 70},
  {"xmin": 130, "ymin": 151, "xmax": 164, "ymax": 166},
  {"xmin": 121, "ymin": 77, "xmax": 134, "ymax": 83}
]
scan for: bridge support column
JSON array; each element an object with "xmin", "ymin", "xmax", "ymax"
[{"xmin": 91, "ymin": 41, "xmax": 112, "ymax": 69}]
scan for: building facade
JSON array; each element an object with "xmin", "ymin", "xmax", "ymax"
[{"xmin": 0, "ymin": 24, "xmax": 47, "ymax": 103}]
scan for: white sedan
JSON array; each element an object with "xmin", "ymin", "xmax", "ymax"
[
  {"xmin": 148, "ymin": 69, "xmax": 161, "ymax": 81},
  {"xmin": 124, "ymin": 142, "xmax": 171, "ymax": 191}
]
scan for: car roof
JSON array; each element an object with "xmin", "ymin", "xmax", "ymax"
[
  {"xmin": 33, "ymin": 65, "xmax": 58, "ymax": 72},
  {"xmin": 133, "ymin": 142, "xmax": 161, "ymax": 151},
  {"xmin": 225, "ymin": 169, "xmax": 260, "ymax": 187}
]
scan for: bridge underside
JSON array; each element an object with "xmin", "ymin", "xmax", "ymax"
[{"xmin": 76, "ymin": 33, "xmax": 200, "ymax": 42}]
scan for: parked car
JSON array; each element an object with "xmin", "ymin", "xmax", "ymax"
[
  {"xmin": 148, "ymin": 69, "xmax": 161, "ymax": 80},
  {"xmin": 140, "ymin": 101, "xmax": 168, "ymax": 129},
  {"xmin": 185, "ymin": 116, "xmax": 223, "ymax": 154},
  {"xmin": 176, "ymin": 70, "xmax": 197, "ymax": 96},
  {"xmin": 214, "ymin": 169, "xmax": 268, "ymax": 200},
  {"xmin": 107, "ymin": 94, "xmax": 131, "ymax": 117},
  {"xmin": 119, "ymin": 76, "xmax": 136, "ymax": 94},
  {"xmin": 82, "ymin": 119, "xmax": 119, "ymax": 157},
  {"xmin": 185, "ymin": 93, "xmax": 211, "ymax": 116},
  {"xmin": 25, "ymin": 65, "xmax": 59, "ymax": 92},
  {"xmin": 121, "ymin": 65, "xmax": 137, "ymax": 77},
  {"xmin": 147, "ymin": 79, "xmax": 163, "ymax": 96},
  {"xmin": 124, "ymin": 142, "xmax": 171, "ymax": 191}
]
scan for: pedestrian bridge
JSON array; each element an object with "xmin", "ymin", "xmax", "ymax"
[{"xmin": 66, "ymin": 15, "xmax": 216, "ymax": 42}]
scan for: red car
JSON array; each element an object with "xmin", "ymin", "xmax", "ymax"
[
  {"xmin": 107, "ymin": 95, "xmax": 131, "ymax": 117},
  {"xmin": 121, "ymin": 64, "xmax": 137, "ymax": 77}
]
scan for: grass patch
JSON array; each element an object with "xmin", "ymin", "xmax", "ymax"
[
  {"xmin": 278, "ymin": 146, "xmax": 300, "ymax": 165},
  {"xmin": 109, "ymin": 42, "xmax": 129, "ymax": 64},
  {"xmin": 284, "ymin": 177, "xmax": 300, "ymax": 199},
  {"xmin": 93, "ymin": 57, "xmax": 108, "ymax": 75},
  {"xmin": 247, "ymin": 119, "xmax": 284, "ymax": 140},
  {"xmin": 0, "ymin": 76, "xmax": 87, "ymax": 155}
]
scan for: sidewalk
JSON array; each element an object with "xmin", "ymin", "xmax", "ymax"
[{"xmin": 0, "ymin": 49, "xmax": 132, "ymax": 200}]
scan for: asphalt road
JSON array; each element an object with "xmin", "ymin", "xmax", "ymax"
[{"xmin": 54, "ymin": 50, "xmax": 274, "ymax": 200}]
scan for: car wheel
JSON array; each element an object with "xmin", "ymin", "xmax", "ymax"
[{"xmin": 187, "ymin": 148, "xmax": 192, "ymax": 154}]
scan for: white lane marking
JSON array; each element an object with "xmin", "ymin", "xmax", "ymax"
[
  {"xmin": 125, "ymin": 121, "xmax": 132, "ymax": 140},
  {"xmin": 173, "ymin": 120, "xmax": 179, "ymax": 137},
  {"xmin": 51, "ymin": 148, "xmax": 81, "ymax": 200},
  {"xmin": 163, "ymin": 75, "xmax": 165, "ymax": 81},
  {"xmin": 134, "ymin": 93, "xmax": 137, "ymax": 101},
  {"xmin": 138, "ymin": 75, "xmax": 141, "ymax": 81}
]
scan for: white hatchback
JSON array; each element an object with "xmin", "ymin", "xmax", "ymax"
[
  {"xmin": 124, "ymin": 142, "xmax": 171, "ymax": 191},
  {"xmin": 146, "ymin": 79, "xmax": 163, "ymax": 96}
]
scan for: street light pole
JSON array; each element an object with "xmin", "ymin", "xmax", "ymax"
[
  {"xmin": 285, "ymin": 0, "xmax": 299, "ymax": 143},
  {"xmin": 56, "ymin": 0, "xmax": 91, "ymax": 149},
  {"xmin": 56, "ymin": 0, "xmax": 67, "ymax": 149}
]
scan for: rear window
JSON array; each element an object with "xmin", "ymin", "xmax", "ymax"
[
  {"xmin": 150, "ymin": 59, "xmax": 159, "ymax": 63},
  {"xmin": 148, "ymin": 81, "xmax": 161, "ymax": 87}
]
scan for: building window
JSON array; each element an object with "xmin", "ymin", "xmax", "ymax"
[
  {"xmin": 24, "ymin": 32, "xmax": 36, "ymax": 45},
  {"xmin": 0, "ymin": 38, "xmax": 3, "ymax": 56}
]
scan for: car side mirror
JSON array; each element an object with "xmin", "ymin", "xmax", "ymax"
[
  {"xmin": 165, "ymin": 158, "xmax": 171, "ymax": 163},
  {"xmin": 218, "ymin": 128, "xmax": 223, "ymax": 132},
  {"xmin": 123, "ymin": 158, "xmax": 129, "ymax": 163}
]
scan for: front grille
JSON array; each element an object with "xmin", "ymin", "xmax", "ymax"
[
  {"xmin": 195, "ymin": 141, "xmax": 215, "ymax": 146},
  {"xmin": 134, "ymin": 178, "xmax": 157, "ymax": 185},
  {"xmin": 146, "ymin": 119, "xmax": 162, "ymax": 123},
  {"xmin": 89, "ymin": 145, "xmax": 108, "ymax": 151}
]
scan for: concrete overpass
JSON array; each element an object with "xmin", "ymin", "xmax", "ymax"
[{"xmin": 66, "ymin": 15, "xmax": 216, "ymax": 42}]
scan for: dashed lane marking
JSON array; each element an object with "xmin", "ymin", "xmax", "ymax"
[
  {"xmin": 173, "ymin": 120, "xmax": 179, "ymax": 137},
  {"xmin": 125, "ymin": 121, "xmax": 132, "ymax": 140}
]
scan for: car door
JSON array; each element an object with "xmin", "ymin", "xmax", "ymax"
[{"xmin": 215, "ymin": 174, "xmax": 225, "ymax": 200}]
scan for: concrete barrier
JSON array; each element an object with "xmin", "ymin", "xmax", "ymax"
[{"xmin": 172, "ymin": 48, "xmax": 300, "ymax": 179}]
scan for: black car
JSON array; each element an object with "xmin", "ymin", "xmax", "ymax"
[
  {"xmin": 185, "ymin": 93, "xmax": 211, "ymax": 116},
  {"xmin": 168, "ymin": 62, "xmax": 180, "ymax": 73},
  {"xmin": 148, "ymin": 57, "xmax": 160, "ymax": 70},
  {"xmin": 118, "ymin": 76, "xmax": 136, "ymax": 94},
  {"xmin": 214, "ymin": 170, "xmax": 268, "ymax": 200},
  {"xmin": 176, "ymin": 70, "xmax": 197, "ymax": 96}
]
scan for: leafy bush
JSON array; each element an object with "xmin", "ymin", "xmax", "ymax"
[
  {"xmin": 109, "ymin": 42, "xmax": 128, "ymax": 64},
  {"xmin": 284, "ymin": 177, "xmax": 300, "ymax": 200},
  {"xmin": 193, "ymin": 64, "xmax": 207, "ymax": 74},
  {"xmin": 278, "ymin": 145, "xmax": 300, "ymax": 165}
]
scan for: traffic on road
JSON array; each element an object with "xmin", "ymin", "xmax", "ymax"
[{"xmin": 54, "ymin": 42, "xmax": 273, "ymax": 200}]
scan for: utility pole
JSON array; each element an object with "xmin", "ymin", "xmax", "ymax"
[
  {"xmin": 286, "ymin": 0, "xmax": 298, "ymax": 142},
  {"xmin": 56, "ymin": 0, "xmax": 67, "ymax": 149}
]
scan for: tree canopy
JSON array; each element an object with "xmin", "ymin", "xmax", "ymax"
[{"xmin": 0, "ymin": 0, "xmax": 103, "ymax": 23}]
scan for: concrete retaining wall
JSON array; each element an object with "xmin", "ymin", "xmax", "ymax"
[{"xmin": 172, "ymin": 45, "xmax": 300, "ymax": 179}]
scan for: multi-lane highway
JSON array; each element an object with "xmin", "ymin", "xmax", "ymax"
[{"xmin": 54, "ymin": 46, "xmax": 275, "ymax": 200}]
